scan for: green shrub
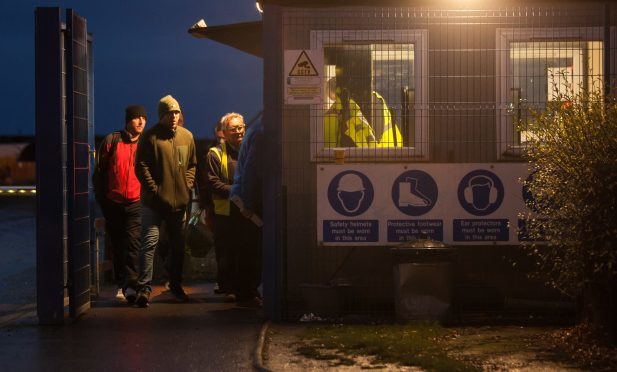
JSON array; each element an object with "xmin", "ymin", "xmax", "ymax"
[{"xmin": 521, "ymin": 84, "xmax": 617, "ymax": 298}]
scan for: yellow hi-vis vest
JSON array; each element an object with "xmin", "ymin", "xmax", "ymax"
[
  {"xmin": 208, "ymin": 143, "xmax": 230, "ymax": 216},
  {"xmin": 372, "ymin": 91, "xmax": 403, "ymax": 147}
]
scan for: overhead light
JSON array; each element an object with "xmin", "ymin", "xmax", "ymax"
[
  {"xmin": 190, "ymin": 19, "xmax": 207, "ymax": 30},
  {"xmin": 256, "ymin": 1, "xmax": 263, "ymax": 14}
]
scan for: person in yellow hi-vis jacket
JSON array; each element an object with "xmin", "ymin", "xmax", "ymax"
[
  {"xmin": 372, "ymin": 90, "xmax": 403, "ymax": 147},
  {"xmin": 324, "ymin": 78, "xmax": 402, "ymax": 148},
  {"xmin": 324, "ymin": 78, "xmax": 377, "ymax": 148}
]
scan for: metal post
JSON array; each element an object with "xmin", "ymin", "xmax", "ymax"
[
  {"xmin": 262, "ymin": 2, "xmax": 284, "ymax": 321},
  {"xmin": 92, "ymin": 217, "xmax": 106, "ymax": 297}
]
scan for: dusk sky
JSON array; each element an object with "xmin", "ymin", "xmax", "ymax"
[{"xmin": 1, "ymin": 0, "xmax": 263, "ymax": 139}]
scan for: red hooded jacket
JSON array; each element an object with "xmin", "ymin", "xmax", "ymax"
[{"xmin": 94, "ymin": 131, "xmax": 141, "ymax": 203}]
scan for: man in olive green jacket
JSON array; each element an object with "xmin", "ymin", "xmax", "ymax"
[{"xmin": 135, "ymin": 95, "xmax": 197, "ymax": 307}]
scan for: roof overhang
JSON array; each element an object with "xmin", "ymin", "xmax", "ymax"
[
  {"xmin": 189, "ymin": 0, "xmax": 595, "ymax": 58},
  {"xmin": 189, "ymin": 20, "xmax": 263, "ymax": 58},
  {"xmin": 261, "ymin": 0, "xmax": 592, "ymax": 5}
]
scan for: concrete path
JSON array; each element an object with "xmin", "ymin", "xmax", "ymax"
[{"xmin": 0, "ymin": 283, "xmax": 265, "ymax": 371}]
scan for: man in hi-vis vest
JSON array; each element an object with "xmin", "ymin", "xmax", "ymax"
[{"xmin": 205, "ymin": 113, "xmax": 262, "ymax": 307}]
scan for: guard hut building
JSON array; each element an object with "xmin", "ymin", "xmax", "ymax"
[{"xmin": 191, "ymin": 0, "xmax": 616, "ymax": 320}]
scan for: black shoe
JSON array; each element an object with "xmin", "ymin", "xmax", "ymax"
[
  {"xmin": 136, "ymin": 288, "xmax": 150, "ymax": 308},
  {"xmin": 213, "ymin": 283, "xmax": 224, "ymax": 294},
  {"xmin": 237, "ymin": 296, "xmax": 263, "ymax": 308},
  {"xmin": 124, "ymin": 287, "xmax": 137, "ymax": 304},
  {"xmin": 170, "ymin": 286, "xmax": 189, "ymax": 303}
]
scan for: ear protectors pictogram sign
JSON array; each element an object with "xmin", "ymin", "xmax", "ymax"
[{"xmin": 458, "ymin": 169, "xmax": 504, "ymax": 216}]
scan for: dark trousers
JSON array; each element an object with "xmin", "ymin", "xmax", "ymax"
[
  {"xmin": 213, "ymin": 205, "xmax": 262, "ymax": 300},
  {"xmin": 100, "ymin": 199, "xmax": 141, "ymax": 290}
]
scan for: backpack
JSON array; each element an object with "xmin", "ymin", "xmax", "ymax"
[{"xmin": 92, "ymin": 131, "xmax": 122, "ymax": 202}]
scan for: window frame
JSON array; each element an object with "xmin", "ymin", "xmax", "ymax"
[
  {"xmin": 495, "ymin": 27, "xmax": 606, "ymax": 159},
  {"xmin": 310, "ymin": 29, "xmax": 429, "ymax": 162}
]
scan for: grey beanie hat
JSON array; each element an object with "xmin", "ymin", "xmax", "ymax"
[{"xmin": 157, "ymin": 95, "xmax": 181, "ymax": 119}]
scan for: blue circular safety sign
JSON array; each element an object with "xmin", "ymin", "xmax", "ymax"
[
  {"xmin": 391, "ymin": 170, "xmax": 438, "ymax": 216},
  {"xmin": 458, "ymin": 169, "xmax": 504, "ymax": 216},
  {"xmin": 328, "ymin": 170, "xmax": 374, "ymax": 217}
]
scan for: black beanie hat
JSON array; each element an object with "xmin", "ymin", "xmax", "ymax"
[{"xmin": 125, "ymin": 105, "xmax": 147, "ymax": 123}]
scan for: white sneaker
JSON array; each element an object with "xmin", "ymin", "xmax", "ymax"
[{"xmin": 116, "ymin": 288, "xmax": 125, "ymax": 300}]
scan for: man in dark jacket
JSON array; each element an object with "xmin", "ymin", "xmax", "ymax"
[
  {"xmin": 230, "ymin": 120, "xmax": 263, "ymax": 307},
  {"xmin": 93, "ymin": 105, "xmax": 146, "ymax": 303},
  {"xmin": 135, "ymin": 95, "xmax": 197, "ymax": 307}
]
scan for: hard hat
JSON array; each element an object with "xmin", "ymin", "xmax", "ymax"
[{"xmin": 337, "ymin": 173, "xmax": 365, "ymax": 192}]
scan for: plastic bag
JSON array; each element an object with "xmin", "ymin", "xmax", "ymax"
[{"xmin": 185, "ymin": 209, "xmax": 214, "ymax": 258}]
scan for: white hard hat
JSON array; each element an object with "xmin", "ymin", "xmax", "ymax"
[{"xmin": 337, "ymin": 173, "xmax": 365, "ymax": 192}]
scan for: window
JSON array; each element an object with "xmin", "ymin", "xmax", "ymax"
[
  {"xmin": 311, "ymin": 30, "xmax": 428, "ymax": 161},
  {"xmin": 497, "ymin": 28, "xmax": 606, "ymax": 157}
]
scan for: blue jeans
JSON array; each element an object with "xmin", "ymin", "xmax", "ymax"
[{"xmin": 137, "ymin": 205, "xmax": 186, "ymax": 292}]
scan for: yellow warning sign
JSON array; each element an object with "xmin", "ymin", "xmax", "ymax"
[
  {"xmin": 284, "ymin": 50, "xmax": 323, "ymax": 104},
  {"xmin": 288, "ymin": 50, "xmax": 319, "ymax": 77}
]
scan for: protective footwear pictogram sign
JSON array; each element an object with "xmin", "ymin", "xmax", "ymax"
[
  {"xmin": 392, "ymin": 170, "xmax": 438, "ymax": 216},
  {"xmin": 289, "ymin": 51, "xmax": 318, "ymax": 76},
  {"xmin": 284, "ymin": 50, "xmax": 323, "ymax": 105}
]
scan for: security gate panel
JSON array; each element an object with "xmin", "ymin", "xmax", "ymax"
[{"xmin": 66, "ymin": 9, "xmax": 91, "ymax": 318}]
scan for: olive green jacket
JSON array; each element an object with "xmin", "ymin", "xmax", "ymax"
[{"xmin": 135, "ymin": 123, "xmax": 197, "ymax": 213}]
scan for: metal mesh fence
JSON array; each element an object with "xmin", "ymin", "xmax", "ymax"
[{"xmin": 278, "ymin": 2, "xmax": 616, "ymax": 319}]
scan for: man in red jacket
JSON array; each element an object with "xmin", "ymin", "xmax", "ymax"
[{"xmin": 93, "ymin": 105, "xmax": 147, "ymax": 303}]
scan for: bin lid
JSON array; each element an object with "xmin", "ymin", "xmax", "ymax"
[
  {"xmin": 390, "ymin": 239, "xmax": 456, "ymax": 261},
  {"xmin": 398, "ymin": 238, "xmax": 449, "ymax": 248}
]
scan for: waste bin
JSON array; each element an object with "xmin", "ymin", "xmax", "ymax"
[{"xmin": 390, "ymin": 239, "xmax": 456, "ymax": 322}]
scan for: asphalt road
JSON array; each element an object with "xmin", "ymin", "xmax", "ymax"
[{"xmin": 0, "ymin": 197, "xmax": 36, "ymax": 307}]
